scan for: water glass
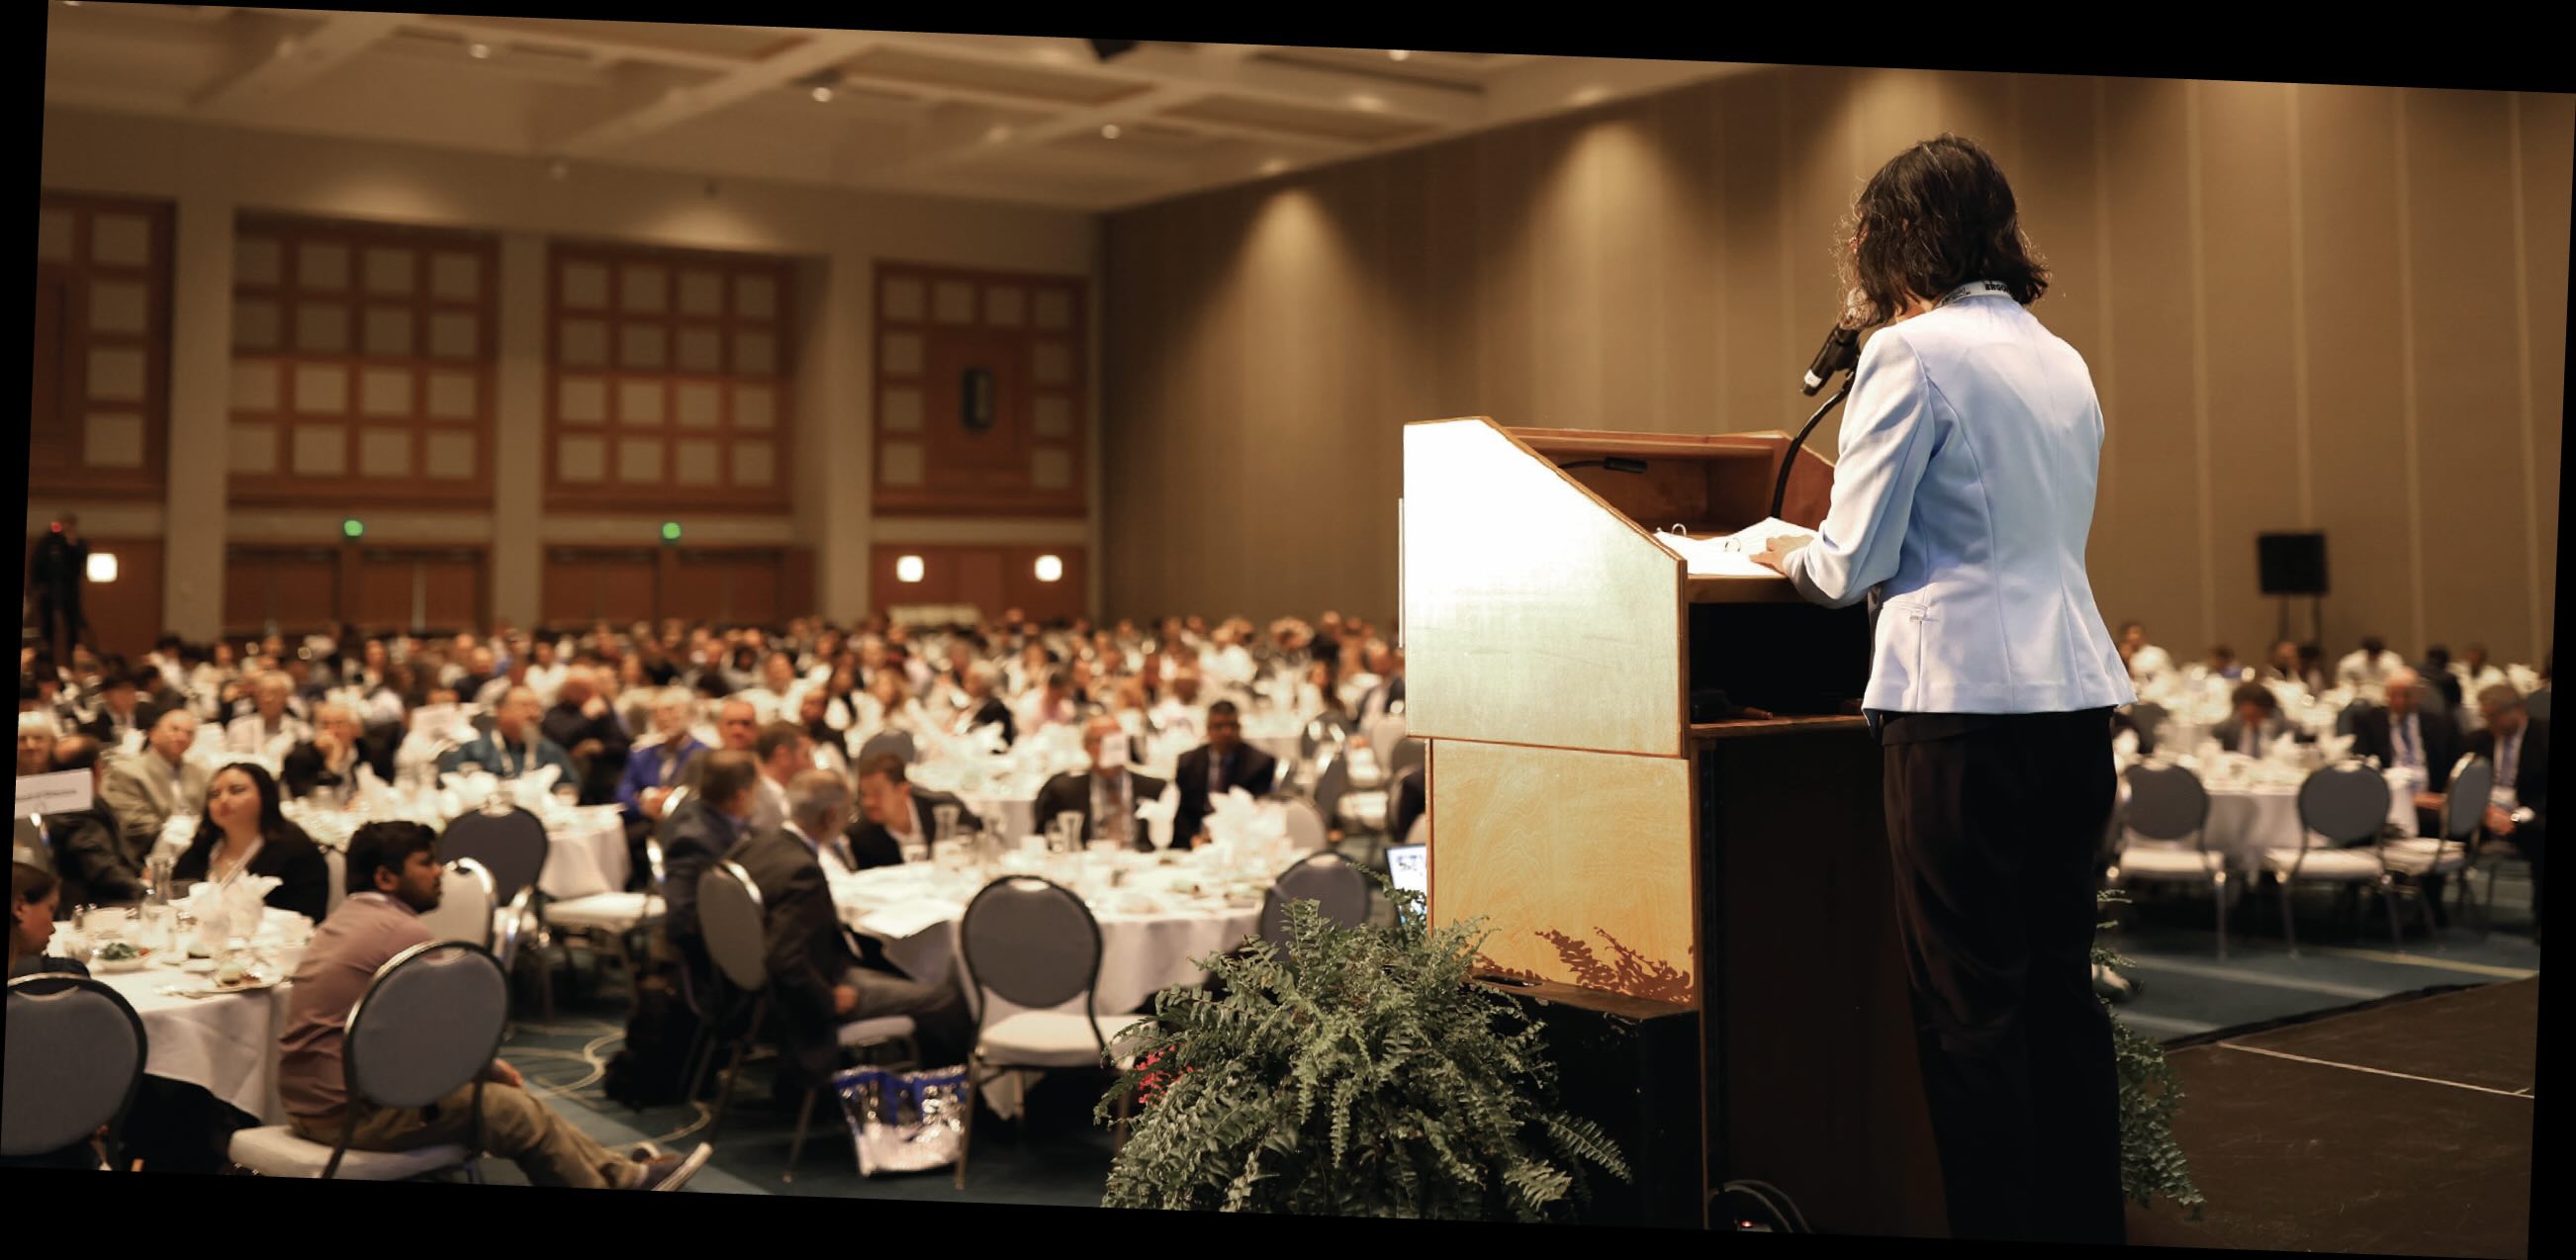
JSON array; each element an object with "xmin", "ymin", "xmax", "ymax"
[{"xmin": 934, "ymin": 804, "xmax": 961, "ymax": 843}]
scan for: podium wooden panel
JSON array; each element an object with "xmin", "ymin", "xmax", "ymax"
[{"xmin": 1402, "ymin": 416, "xmax": 1943, "ymax": 1235}]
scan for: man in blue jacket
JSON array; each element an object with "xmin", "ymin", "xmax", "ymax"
[{"xmin": 439, "ymin": 686, "xmax": 577, "ymax": 785}]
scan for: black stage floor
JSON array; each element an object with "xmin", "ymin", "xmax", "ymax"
[{"xmin": 2125, "ymin": 978, "xmax": 2537, "ymax": 1257}]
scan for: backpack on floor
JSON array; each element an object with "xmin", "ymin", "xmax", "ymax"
[{"xmin": 600, "ymin": 964, "xmax": 703, "ymax": 1110}]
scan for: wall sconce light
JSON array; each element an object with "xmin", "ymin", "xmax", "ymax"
[
  {"xmin": 896, "ymin": 555, "xmax": 926, "ymax": 584},
  {"xmin": 87, "ymin": 553, "xmax": 118, "ymax": 584},
  {"xmin": 1034, "ymin": 555, "xmax": 1064, "ymax": 584}
]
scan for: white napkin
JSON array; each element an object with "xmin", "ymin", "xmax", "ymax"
[
  {"xmin": 509, "ymin": 764, "xmax": 564, "ymax": 812},
  {"xmin": 1137, "ymin": 784, "xmax": 1179, "ymax": 850},
  {"xmin": 970, "ymin": 723, "xmax": 1009, "ymax": 757},
  {"xmin": 855, "ymin": 899, "xmax": 963, "ymax": 942},
  {"xmin": 186, "ymin": 875, "xmax": 282, "ymax": 953}
]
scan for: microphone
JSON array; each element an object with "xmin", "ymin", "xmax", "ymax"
[{"xmin": 1800, "ymin": 323, "xmax": 1860, "ymax": 396}]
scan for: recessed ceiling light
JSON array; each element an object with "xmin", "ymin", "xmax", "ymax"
[
  {"xmin": 468, "ymin": 43, "xmax": 492, "ymax": 59},
  {"xmin": 1101, "ymin": 124, "xmax": 1122, "ymax": 139},
  {"xmin": 1571, "ymin": 86, "xmax": 1610, "ymax": 106},
  {"xmin": 1388, "ymin": 49, "xmax": 1411, "ymax": 61},
  {"xmin": 811, "ymin": 85, "xmax": 834, "ymax": 102},
  {"xmin": 1350, "ymin": 93, "xmax": 1385, "ymax": 111},
  {"xmin": 1261, "ymin": 158, "xmax": 1289, "ymax": 175},
  {"xmin": 986, "ymin": 125, "xmax": 1013, "ymax": 143}
]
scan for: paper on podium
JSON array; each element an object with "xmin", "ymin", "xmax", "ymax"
[{"xmin": 1656, "ymin": 516, "xmax": 1818, "ymax": 578}]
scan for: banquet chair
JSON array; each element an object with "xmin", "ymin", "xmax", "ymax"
[
  {"xmin": 2125, "ymin": 702, "xmax": 2168, "ymax": 756},
  {"xmin": 2106, "ymin": 762, "xmax": 2230, "ymax": 958},
  {"xmin": 689, "ymin": 861, "xmax": 917, "ymax": 1183},
  {"xmin": 3, "ymin": 974, "xmax": 148, "ymax": 1171},
  {"xmin": 859, "ymin": 732, "xmax": 918, "ymax": 766},
  {"xmin": 2382, "ymin": 755, "xmax": 2491, "ymax": 942},
  {"xmin": 2525, "ymin": 690, "xmax": 2550, "ymax": 721},
  {"xmin": 1277, "ymin": 796, "xmax": 1329, "ymax": 854},
  {"xmin": 441, "ymin": 806, "xmax": 555, "ymax": 1019},
  {"xmin": 228, "ymin": 942, "xmax": 508, "ymax": 1181},
  {"xmin": 1386, "ymin": 736, "xmax": 1426, "ymax": 783},
  {"xmin": 955, "ymin": 876, "xmax": 1149, "ymax": 1191},
  {"xmin": 323, "ymin": 846, "xmax": 348, "ymax": 918},
  {"xmin": 415, "ymin": 858, "xmax": 500, "ymax": 948},
  {"xmin": 2267, "ymin": 762, "xmax": 2400, "ymax": 956},
  {"xmin": 1257, "ymin": 852, "xmax": 1370, "ymax": 950}
]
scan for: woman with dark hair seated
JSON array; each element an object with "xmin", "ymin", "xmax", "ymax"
[
  {"xmin": 8, "ymin": 861, "xmax": 86, "ymax": 979},
  {"xmin": 169, "ymin": 763, "xmax": 330, "ymax": 924}
]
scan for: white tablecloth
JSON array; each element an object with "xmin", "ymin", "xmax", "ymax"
[
  {"xmin": 88, "ymin": 964, "xmax": 291, "ymax": 1125},
  {"xmin": 536, "ymin": 807, "xmax": 630, "ymax": 900}
]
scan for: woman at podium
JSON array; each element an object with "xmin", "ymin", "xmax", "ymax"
[{"xmin": 1750, "ymin": 135, "xmax": 2137, "ymax": 1245}]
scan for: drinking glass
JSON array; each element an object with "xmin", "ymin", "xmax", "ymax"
[
  {"xmin": 934, "ymin": 803, "xmax": 961, "ymax": 843},
  {"xmin": 1053, "ymin": 812, "xmax": 1084, "ymax": 855}
]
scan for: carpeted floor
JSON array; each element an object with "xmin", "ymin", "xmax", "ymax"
[{"xmin": 2124, "ymin": 978, "xmax": 2536, "ymax": 1258}]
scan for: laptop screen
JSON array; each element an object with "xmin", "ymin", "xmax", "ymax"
[{"xmin": 1384, "ymin": 842, "xmax": 1427, "ymax": 902}]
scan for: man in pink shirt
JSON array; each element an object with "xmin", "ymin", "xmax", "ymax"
[{"xmin": 276, "ymin": 821, "xmax": 711, "ymax": 1188}]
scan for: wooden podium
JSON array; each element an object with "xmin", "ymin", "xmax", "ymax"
[{"xmin": 1401, "ymin": 418, "xmax": 1946, "ymax": 1235}]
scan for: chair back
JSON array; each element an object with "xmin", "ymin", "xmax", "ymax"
[
  {"xmin": 1365, "ymin": 716, "xmax": 1409, "ymax": 760},
  {"xmin": 2127, "ymin": 701, "xmax": 2168, "ymax": 752},
  {"xmin": 1278, "ymin": 797, "xmax": 1328, "ymax": 853},
  {"xmin": 2526, "ymin": 690, "xmax": 2550, "ymax": 721},
  {"xmin": 344, "ymin": 942, "xmax": 508, "ymax": 1111},
  {"xmin": 2, "ymin": 975, "xmax": 147, "ymax": 1160},
  {"xmin": 2443, "ymin": 756, "xmax": 2494, "ymax": 843},
  {"xmin": 439, "ymin": 807, "xmax": 548, "ymax": 907},
  {"xmin": 1314, "ymin": 757, "xmax": 1353, "ymax": 826},
  {"xmin": 1258, "ymin": 852, "xmax": 1370, "ymax": 947},
  {"xmin": 2121, "ymin": 762, "xmax": 2211, "ymax": 846},
  {"xmin": 859, "ymin": 731, "xmax": 918, "ymax": 766},
  {"xmin": 958, "ymin": 876, "xmax": 1102, "ymax": 1022},
  {"xmin": 414, "ymin": 858, "xmax": 498, "ymax": 947},
  {"xmin": 2295, "ymin": 762, "xmax": 2394, "ymax": 852},
  {"xmin": 694, "ymin": 862, "xmax": 770, "ymax": 993},
  {"xmin": 643, "ymin": 836, "xmax": 670, "ymax": 913}
]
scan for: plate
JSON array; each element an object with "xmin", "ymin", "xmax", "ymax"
[
  {"xmin": 93, "ymin": 954, "xmax": 149, "ymax": 973},
  {"xmin": 181, "ymin": 958, "xmax": 217, "ymax": 974}
]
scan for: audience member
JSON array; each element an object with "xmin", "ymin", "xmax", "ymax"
[
  {"xmin": 42, "ymin": 735, "xmax": 144, "ymax": 910},
  {"xmin": 277, "ymin": 821, "xmax": 709, "ymax": 1189},
  {"xmin": 279, "ymin": 702, "xmax": 389, "ymax": 804},
  {"xmin": 78, "ymin": 669, "xmax": 159, "ymax": 747},
  {"xmin": 224, "ymin": 673, "xmax": 313, "ymax": 759},
  {"xmin": 1174, "ymin": 701, "xmax": 1279, "ymax": 846},
  {"xmin": 2338, "ymin": 635, "xmax": 2407, "ymax": 696},
  {"xmin": 2468, "ymin": 684, "xmax": 2545, "ymax": 943},
  {"xmin": 1034, "ymin": 716, "xmax": 1169, "ymax": 851},
  {"xmin": 101, "ymin": 710, "xmax": 211, "ymax": 855},
  {"xmin": 2350, "ymin": 668, "xmax": 2460, "ymax": 838},
  {"xmin": 17, "ymin": 710, "xmax": 56, "ymax": 776},
  {"xmin": 169, "ymin": 762, "xmax": 330, "ymax": 923},
  {"xmin": 750, "ymin": 721, "xmax": 807, "ymax": 834},
  {"xmin": 846, "ymin": 753, "xmax": 980, "ymax": 871},
  {"xmin": 2212, "ymin": 682, "xmax": 2310, "ymax": 759},
  {"xmin": 658, "ymin": 749, "xmax": 761, "ymax": 955},
  {"xmin": 543, "ymin": 667, "xmax": 631, "ymax": 806},
  {"xmin": 440, "ymin": 686, "xmax": 578, "ymax": 782}
]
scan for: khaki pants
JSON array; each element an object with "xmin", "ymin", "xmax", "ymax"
[{"xmin": 292, "ymin": 1082, "xmax": 639, "ymax": 1188}]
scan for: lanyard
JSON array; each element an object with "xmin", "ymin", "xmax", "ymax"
[{"xmin": 1940, "ymin": 280, "xmax": 2012, "ymax": 306}]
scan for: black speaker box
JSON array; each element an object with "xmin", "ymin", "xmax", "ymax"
[
  {"xmin": 2258, "ymin": 532, "xmax": 2329, "ymax": 596},
  {"xmin": 1481, "ymin": 976, "xmax": 1704, "ymax": 1228}
]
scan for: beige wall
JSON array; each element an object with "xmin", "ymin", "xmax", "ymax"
[
  {"xmin": 1101, "ymin": 68, "xmax": 2570, "ymax": 667},
  {"xmin": 36, "ymin": 105, "xmax": 1104, "ymax": 638}
]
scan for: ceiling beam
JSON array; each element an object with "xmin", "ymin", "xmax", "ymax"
[
  {"xmin": 543, "ymin": 27, "xmax": 881, "ymax": 157},
  {"xmin": 190, "ymin": 9, "xmax": 409, "ymax": 117},
  {"xmin": 875, "ymin": 32, "xmax": 1484, "ymax": 126}
]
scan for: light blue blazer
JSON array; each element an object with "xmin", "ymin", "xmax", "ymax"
[{"xmin": 1782, "ymin": 283, "xmax": 2136, "ymax": 715}]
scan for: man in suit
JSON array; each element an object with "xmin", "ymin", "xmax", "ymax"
[
  {"xmin": 2351, "ymin": 668, "xmax": 2461, "ymax": 838},
  {"xmin": 77, "ymin": 669, "xmax": 158, "ymax": 749},
  {"xmin": 101, "ymin": 710, "xmax": 211, "ymax": 856},
  {"xmin": 618, "ymin": 690, "xmax": 707, "ymax": 889},
  {"xmin": 946, "ymin": 661, "xmax": 1016, "ymax": 749},
  {"xmin": 44, "ymin": 736, "xmax": 146, "ymax": 909},
  {"xmin": 1173, "ymin": 701, "xmax": 1279, "ymax": 847},
  {"xmin": 1033, "ymin": 716, "xmax": 1169, "ymax": 852},
  {"xmin": 846, "ymin": 753, "xmax": 983, "ymax": 872},
  {"xmin": 2211, "ymin": 682, "xmax": 2313, "ymax": 760},
  {"xmin": 656, "ymin": 750, "xmax": 761, "ymax": 959},
  {"xmin": 1357, "ymin": 648, "xmax": 1408, "ymax": 728},
  {"xmin": 438, "ymin": 686, "xmax": 578, "ymax": 783},
  {"xmin": 2467, "ymin": 684, "xmax": 2546, "ymax": 943},
  {"xmin": 280, "ymin": 702, "xmax": 396, "ymax": 804},
  {"xmin": 225, "ymin": 672, "xmax": 313, "ymax": 759},
  {"xmin": 541, "ymin": 667, "xmax": 631, "ymax": 807},
  {"xmin": 726, "ymin": 771, "xmax": 973, "ymax": 1094}
]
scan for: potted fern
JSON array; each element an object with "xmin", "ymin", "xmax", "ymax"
[
  {"xmin": 1096, "ymin": 880, "xmax": 1628, "ymax": 1219},
  {"xmin": 2096, "ymin": 889, "xmax": 2205, "ymax": 1219}
]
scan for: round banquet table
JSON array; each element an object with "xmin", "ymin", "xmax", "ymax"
[
  {"xmin": 829, "ymin": 850, "xmax": 1268, "ymax": 1118},
  {"xmin": 2120, "ymin": 762, "xmax": 2421, "ymax": 873},
  {"xmin": 76, "ymin": 959, "xmax": 293, "ymax": 1126},
  {"xmin": 198, "ymin": 802, "xmax": 636, "ymax": 903}
]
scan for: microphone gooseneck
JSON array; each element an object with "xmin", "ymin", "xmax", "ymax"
[
  {"xmin": 1769, "ymin": 377, "xmax": 1855, "ymax": 522},
  {"xmin": 1774, "ymin": 320, "xmax": 1864, "ymax": 521}
]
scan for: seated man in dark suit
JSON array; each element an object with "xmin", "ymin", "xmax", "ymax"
[
  {"xmin": 656, "ymin": 750, "xmax": 761, "ymax": 960},
  {"xmin": 541, "ymin": 667, "xmax": 631, "ymax": 807},
  {"xmin": 77, "ymin": 669, "xmax": 159, "ymax": 749},
  {"xmin": 438, "ymin": 686, "xmax": 579, "ymax": 783},
  {"xmin": 726, "ymin": 770, "xmax": 973, "ymax": 1094},
  {"xmin": 846, "ymin": 753, "xmax": 982, "ymax": 872},
  {"xmin": 1033, "ymin": 716, "xmax": 1170, "ymax": 852},
  {"xmin": 2351, "ymin": 668, "xmax": 2461, "ymax": 838},
  {"xmin": 280, "ymin": 702, "xmax": 396, "ymax": 805},
  {"xmin": 2467, "ymin": 684, "xmax": 2546, "ymax": 943},
  {"xmin": 1389, "ymin": 765, "xmax": 1426, "ymax": 848},
  {"xmin": 2211, "ymin": 682, "xmax": 2313, "ymax": 760},
  {"xmin": 1173, "ymin": 701, "xmax": 1279, "ymax": 847},
  {"xmin": 943, "ymin": 661, "xmax": 1017, "ymax": 749},
  {"xmin": 43, "ymin": 736, "xmax": 146, "ymax": 910},
  {"xmin": 618, "ymin": 689, "xmax": 707, "ymax": 891}
]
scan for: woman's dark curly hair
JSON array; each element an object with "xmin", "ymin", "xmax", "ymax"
[{"xmin": 1840, "ymin": 134, "xmax": 2049, "ymax": 328}]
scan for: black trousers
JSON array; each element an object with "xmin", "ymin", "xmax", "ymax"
[{"xmin": 1881, "ymin": 709, "xmax": 2126, "ymax": 1245}]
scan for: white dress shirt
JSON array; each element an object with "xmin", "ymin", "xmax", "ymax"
[{"xmin": 1780, "ymin": 282, "xmax": 2136, "ymax": 714}]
